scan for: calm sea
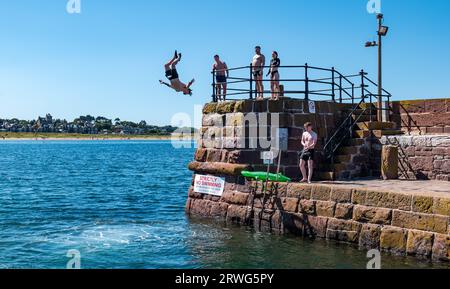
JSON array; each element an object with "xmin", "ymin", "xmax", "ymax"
[{"xmin": 0, "ymin": 141, "xmax": 447, "ymax": 269}]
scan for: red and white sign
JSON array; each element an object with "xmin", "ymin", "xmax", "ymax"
[{"xmin": 194, "ymin": 175, "xmax": 225, "ymax": 196}]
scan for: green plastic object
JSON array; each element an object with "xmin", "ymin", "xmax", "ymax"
[{"xmin": 241, "ymin": 171, "xmax": 291, "ymax": 183}]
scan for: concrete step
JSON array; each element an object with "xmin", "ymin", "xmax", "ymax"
[
  {"xmin": 353, "ymin": 130, "xmax": 371, "ymax": 138},
  {"xmin": 372, "ymin": 130, "xmax": 405, "ymax": 138},
  {"xmin": 352, "ymin": 114, "xmax": 375, "ymax": 122},
  {"xmin": 358, "ymin": 103, "xmax": 376, "ymax": 110},
  {"xmin": 352, "ymin": 109, "xmax": 377, "ymax": 116},
  {"xmin": 317, "ymin": 171, "xmax": 335, "ymax": 181},
  {"xmin": 344, "ymin": 138, "xmax": 365, "ymax": 146},
  {"xmin": 337, "ymin": 146, "xmax": 359, "ymax": 155},
  {"xmin": 336, "ymin": 171, "xmax": 351, "ymax": 180},
  {"xmin": 322, "ymin": 163, "xmax": 348, "ymax": 173},
  {"xmin": 356, "ymin": 122, "xmax": 395, "ymax": 131}
]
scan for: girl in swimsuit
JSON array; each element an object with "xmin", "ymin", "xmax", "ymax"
[{"xmin": 268, "ymin": 51, "xmax": 281, "ymax": 100}]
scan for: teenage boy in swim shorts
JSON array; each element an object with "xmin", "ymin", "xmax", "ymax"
[
  {"xmin": 159, "ymin": 50, "xmax": 195, "ymax": 96},
  {"xmin": 252, "ymin": 46, "xmax": 266, "ymax": 100},
  {"xmin": 300, "ymin": 122, "xmax": 318, "ymax": 183},
  {"xmin": 212, "ymin": 55, "xmax": 229, "ymax": 102}
]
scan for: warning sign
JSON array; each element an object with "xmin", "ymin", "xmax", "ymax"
[{"xmin": 194, "ymin": 175, "xmax": 225, "ymax": 196}]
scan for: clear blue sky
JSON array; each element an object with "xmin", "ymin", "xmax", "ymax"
[{"xmin": 0, "ymin": 0, "xmax": 449, "ymax": 125}]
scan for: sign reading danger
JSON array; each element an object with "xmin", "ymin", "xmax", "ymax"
[{"xmin": 194, "ymin": 175, "xmax": 225, "ymax": 196}]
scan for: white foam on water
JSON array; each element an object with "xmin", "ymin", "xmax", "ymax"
[{"xmin": 46, "ymin": 223, "xmax": 187, "ymax": 253}]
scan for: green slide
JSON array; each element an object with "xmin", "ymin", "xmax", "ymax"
[{"xmin": 241, "ymin": 171, "xmax": 291, "ymax": 183}]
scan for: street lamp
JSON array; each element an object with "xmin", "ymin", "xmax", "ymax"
[{"xmin": 365, "ymin": 13, "xmax": 389, "ymax": 122}]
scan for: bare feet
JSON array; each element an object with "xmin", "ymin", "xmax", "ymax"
[{"xmin": 300, "ymin": 179, "xmax": 308, "ymax": 183}]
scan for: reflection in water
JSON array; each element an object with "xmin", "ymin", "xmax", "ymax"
[{"xmin": 186, "ymin": 219, "xmax": 449, "ymax": 269}]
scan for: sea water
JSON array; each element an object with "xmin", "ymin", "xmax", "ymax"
[{"xmin": 0, "ymin": 141, "xmax": 447, "ymax": 269}]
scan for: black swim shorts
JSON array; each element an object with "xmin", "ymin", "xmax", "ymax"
[
  {"xmin": 216, "ymin": 75, "xmax": 227, "ymax": 84},
  {"xmin": 165, "ymin": 69, "xmax": 179, "ymax": 81},
  {"xmin": 300, "ymin": 149, "xmax": 315, "ymax": 161},
  {"xmin": 253, "ymin": 70, "xmax": 262, "ymax": 77}
]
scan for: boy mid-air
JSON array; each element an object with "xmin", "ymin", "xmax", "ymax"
[{"xmin": 159, "ymin": 51, "xmax": 195, "ymax": 96}]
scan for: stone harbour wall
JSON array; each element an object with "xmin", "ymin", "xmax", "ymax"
[
  {"xmin": 185, "ymin": 180, "xmax": 450, "ymax": 262},
  {"xmin": 381, "ymin": 135, "xmax": 450, "ymax": 181},
  {"xmin": 196, "ymin": 99, "xmax": 352, "ymax": 180},
  {"xmin": 390, "ymin": 98, "xmax": 450, "ymax": 135}
]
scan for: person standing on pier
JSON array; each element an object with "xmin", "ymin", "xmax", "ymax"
[
  {"xmin": 252, "ymin": 46, "xmax": 266, "ymax": 100},
  {"xmin": 300, "ymin": 122, "xmax": 318, "ymax": 184},
  {"xmin": 212, "ymin": 55, "xmax": 229, "ymax": 102},
  {"xmin": 267, "ymin": 51, "xmax": 281, "ymax": 100}
]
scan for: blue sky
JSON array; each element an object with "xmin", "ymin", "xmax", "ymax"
[{"xmin": 0, "ymin": 0, "xmax": 449, "ymax": 125}]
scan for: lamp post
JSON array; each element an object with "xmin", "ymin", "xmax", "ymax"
[{"xmin": 365, "ymin": 13, "xmax": 389, "ymax": 122}]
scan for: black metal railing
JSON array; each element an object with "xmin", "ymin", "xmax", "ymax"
[
  {"xmin": 323, "ymin": 98, "xmax": 368, "ymax": 162},
  {"xmin": 211, "ymin": 64, "xmax": 376, "ymax": 104},
  {"xmin": 211, "ymin": 65, "xmax": 393, "ymax": 116}
]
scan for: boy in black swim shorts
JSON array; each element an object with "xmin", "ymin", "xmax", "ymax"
[
  {"xmin": 159, "ymin": 50, "xmax": 194, "ymax": 96},
  {"xmin": 300, "ymin": 122, "xmax": 318, "ymax": 183}
]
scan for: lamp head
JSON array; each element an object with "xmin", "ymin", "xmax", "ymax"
[{"xmin": 378, "ymin": 26, "xmax": 389, "ymax": 36}]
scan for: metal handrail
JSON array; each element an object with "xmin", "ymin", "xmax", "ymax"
[{"xmin": 323, "ymin": 98, "xmax": 370, "ymax": 161}]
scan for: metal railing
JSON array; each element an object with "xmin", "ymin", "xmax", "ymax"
[
  {"xmin": 323, "ymin": 98, "xmax": 368, "ymax": 162},
  {"xmin": 212, "ymin": 64, "xmax": 384, "ymax": 104}
]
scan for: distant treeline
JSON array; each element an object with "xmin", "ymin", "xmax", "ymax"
[{"xmin": 0, "ymin": 114, "xmax": 195, "ymax": 135}]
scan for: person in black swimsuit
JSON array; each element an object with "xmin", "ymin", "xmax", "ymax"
[{"xmin": 267, "ymin": 51, "xmax": 281, "ymax": 100}]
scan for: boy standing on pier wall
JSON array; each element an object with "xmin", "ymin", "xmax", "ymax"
[
  {"xmin": 212, "ymin": 55, "xmax": 229, "ymax": 102},
  {"xmin": 252, "ymin": 46, "xmax": 266, "ymax": 100},
  {"xmin": 300, "ymin": 122, "xmax": 318, "ymax": 183}
]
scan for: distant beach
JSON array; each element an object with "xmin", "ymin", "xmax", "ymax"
[{"xmin": 0, "ymin": 132, "xmax": 194, "ymax": 141}]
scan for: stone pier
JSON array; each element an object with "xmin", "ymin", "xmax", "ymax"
[
  {"xmin": 186, "ymin": 98, "xmax": 450, "ymax": 263},
  {"xmin": 186, "ymin": 179, "xmax": 450, "ymax": 262}
]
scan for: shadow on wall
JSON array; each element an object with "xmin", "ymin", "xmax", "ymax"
[
  {"xmin": 398, "ymin": 104, "xmax": 423, "ymax": 136},
  {"xmin": 383, "ymin": 137, "xmax": 429, "ymax": 181}
]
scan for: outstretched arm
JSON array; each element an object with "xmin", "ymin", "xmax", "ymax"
[
  {"xmin": 187, "ymin": 79, "xmax": 195, "ymax": 89},
  {"xmin": 159, "ymin": 80, "xmax": 172, "ymax": 88}
]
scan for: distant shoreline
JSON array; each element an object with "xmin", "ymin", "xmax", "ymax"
[{"xmin": 0, "ymin": 133, "xmax": 194, "ymax": 141}]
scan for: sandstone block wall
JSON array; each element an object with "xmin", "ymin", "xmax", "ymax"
[
  {"xmin": 186, "ymin": 181, "xmax": 450, "ymax": 262},
  {"xmin": 390, "ymin": 98, "xmax": 450, "ymax": 135},
  {"xmin": 381, "ymin": 135, "xmax": 450, "ymax": 181}
]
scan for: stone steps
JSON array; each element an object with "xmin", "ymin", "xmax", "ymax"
[
  {"xmin": 321, "ymin": 163, "xmax": 349, "ymax": 174},
  {"xmin": 336, "ymin": 146, "xmax": 359, "ymax": 155},
  {"xmin": 356, "ymin": 121, "xmax": 395, "ymax": 131},
  {"xmin": 317, "ymin": 171, "xmax": 335, "ymax": 181},
  {"xmin": 353, "ymin": 130, "xmax": 372, "ymax": 138},
  {"xmin": 352, "ymin": 109, "xmax": 378, "ymax": 116},
  {"xmin": 353, "ymin": 129, "xmax": 404, "ymax": 138},
  {"xmin": 344, "ymin": 138, "xmax": 365, "ymax": 146},
  {"xmin": 335, "ymin": 154, "xmax": 352, "ymax": 164},
  {"xmin": 372, "ymin": 129, "xmax": 404, "ymax": 138},
  {"xmin": 352, "ymin": 114, "xmax": 375, "ymax": 122}
]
